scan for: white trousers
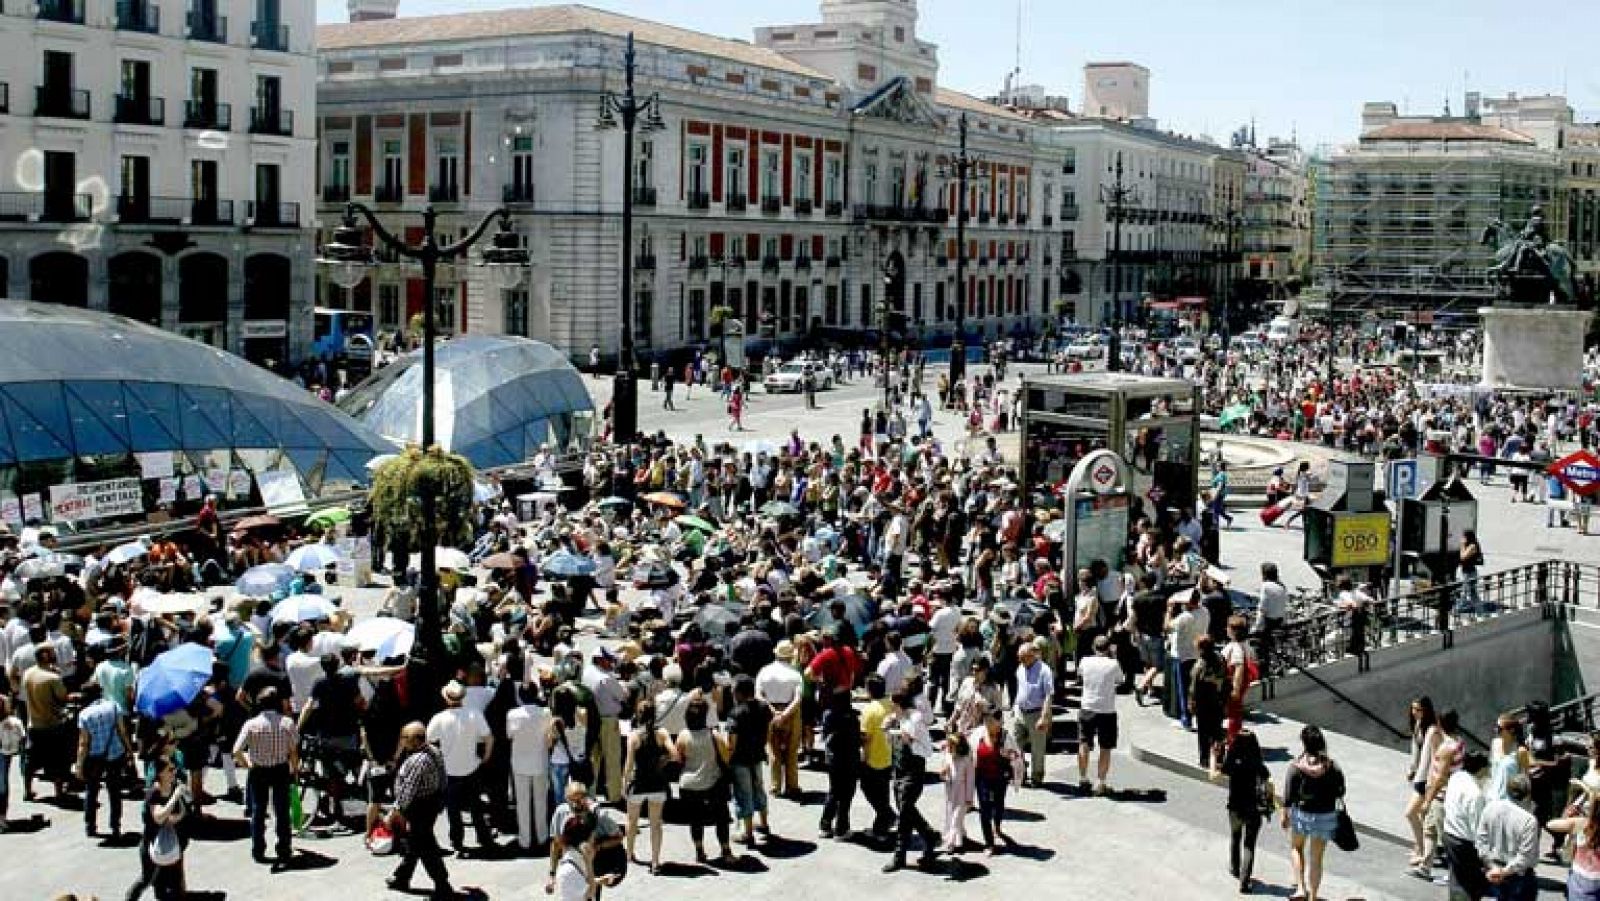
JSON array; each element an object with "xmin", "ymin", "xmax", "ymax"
[{"xmin": 511, "ymin": 771, "xmax": 551, "ymax": 848}]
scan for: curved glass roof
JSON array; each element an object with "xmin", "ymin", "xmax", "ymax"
[
  {"xmin": 0, "ymin": 301, "xmax": 391, "ymax": 488},
  {"xmin": 340, "ymin": 335, "xmax": 594, "ymax": 471}
]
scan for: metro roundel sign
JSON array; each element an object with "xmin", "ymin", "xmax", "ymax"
[{"xmin": 1550, "ymin": 450, "xmax": 1600, "ymax": 497}]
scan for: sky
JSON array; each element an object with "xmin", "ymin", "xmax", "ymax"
[{"xmin": 315, "ymin": 0, "xmax": 1600, "ymax": 154}]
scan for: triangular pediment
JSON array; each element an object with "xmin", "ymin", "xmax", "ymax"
[{"xmin": 852, "ymin": 77, "xmax": 940, "ymax": 129}]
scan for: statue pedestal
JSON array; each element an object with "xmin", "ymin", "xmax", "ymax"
[{"xmin": 1478, "ymin": 305, "xmax": 1589, "ymax": 391}]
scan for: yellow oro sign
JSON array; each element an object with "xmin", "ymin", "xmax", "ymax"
[{"xmin": 1331, "ymin": 512, "xmax": 1391, "ymax": 568}]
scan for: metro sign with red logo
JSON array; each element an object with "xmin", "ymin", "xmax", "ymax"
[{"xmin": 1550, "ymin": 450, "xmax": 1600, "ymax": 497}]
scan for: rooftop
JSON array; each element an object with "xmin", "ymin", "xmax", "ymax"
[
  {"xmin": 317, "ymin": 3, "xmax": 831, "ymax": 80},
  {"xmin": 1360, "ymin": 121, "xmax": 1537, "ymax": 145},
  {"xmin": 934, "ymin": 87, "xmax": 1033, "ymax": 124}
]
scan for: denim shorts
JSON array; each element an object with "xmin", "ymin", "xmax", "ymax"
[
  {"xmin": 730, "ymin": 763, "xmax": 767, "ymax": 819},
  {"xmin": 1290, "ymin": 808, "xmax": 1338, "ymax": 841}
]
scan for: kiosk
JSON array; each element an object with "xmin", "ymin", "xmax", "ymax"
[{"xmin": 1020, "ymin": 373, "xmax": 1202, "ymax": 522}]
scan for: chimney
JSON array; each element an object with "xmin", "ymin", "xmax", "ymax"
[{"xmin": 348, "ymin": 0, "xmax": 399, "ymax": 22}]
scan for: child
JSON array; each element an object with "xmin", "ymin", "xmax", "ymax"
[
  {"xmin": 0, "ymin": 697, "xmax": 21, "ymax": 828},
  {"xmin": 938, "ymin": 731, "xmax": 975, "ymax": 854}
]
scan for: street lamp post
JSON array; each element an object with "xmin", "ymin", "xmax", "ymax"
[
  {"xmin": 1100, "ymin": 151, "xmax": 1139, "ymax": 372},
  {"xmin": 1220, "ymin": 207, "xmax": 1242, "ymax": 349},
  {"xmin": 318, "ymin": 203, "xmax": 528, "ymax": 674},
  {"xmin": 939, "ymin": 114, "xmax": 979, "ymax": 389},
  {"xmin": 594, "ymin": 32, "xmax": 665, "ymax": 446}
]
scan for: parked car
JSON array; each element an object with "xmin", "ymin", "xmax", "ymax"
[
  {"xmin": 1063, "ymin": 335, "xmax": 1106, "ymax": 360},
  {"xmin": 764, "ymin": 360, "xmax": 835, "ymax": 393}
]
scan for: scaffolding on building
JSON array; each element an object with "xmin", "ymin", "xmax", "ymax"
[{"xmin": 1315, "ymin": 139, "xmax": 1560, "ymax": 322}]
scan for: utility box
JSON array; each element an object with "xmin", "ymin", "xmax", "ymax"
[{"xmin": 1304, "ymin": 460, "xmax": 1392, "ymax": 571}]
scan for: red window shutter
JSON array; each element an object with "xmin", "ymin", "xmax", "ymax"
[
  {"xmin": 812, "ymin": 235, "xmax": 824, "ymax": 258},
  {"xmin": 459, "ymin": 279, "xmax": 468, "ymax": 332},
  {"xmin": 407, "ymin": 115, "xmax": 426, "ymax": 195},
  {"xmin": 780, "ymin": 235, "xmax": 793, "ymax": 259},
  {"xmin": 748, "ymin": 134, "xmax": 758, "ymax": 199},
  {"xmin": 782, "ymin": 135, "xmax": 792, "ymax": 203},
  {"xmin": 405, "ymin": 278, "xmax": 424, "ymax": 320},
  {"xmin": 712, "ymin": 125, "xmax": 724, "ymax": 202},
  {"xmin": 355, "ymin": 116, "xmax": 373, "ymax": 194},
  {"xmin": 710, "ymin": 232, "xmax": 725, "ymax": 257},
  {"xmin": 462, "ymin": 110, "xmax": 471, "ymax": 197},
  {"xmin": 813, "ymin": 142, "xmax": 823, "ymax": 199},
  {"xmin": 746, "ymin": 233, "xmax": 759, "ymax": 259}
]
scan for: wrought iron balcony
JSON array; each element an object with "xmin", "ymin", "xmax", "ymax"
[
  {"xmin": 997, "ymin": 211, "xmax": 1011, "ymax": 225},
  {"xmin": 687, "ymin": 255, "xmax": 709, "ymax": 272},
  {"xmin": 116, "ymin": 195, "xmax": 190, "ymax": 224},
  {"xmin": 322, "ymin": 184, "xmax": 351, "ymax": 204},
  {"xmin": 794, "ymin": 197, "xmax": 813, "ymax": 216},
  {"xmin": 794, "ymin": 256, "xmax": 811, "ymax": 271},
  {"xmin": 503, "ymin": 183, "xmax": 535, "ymax": 204},
  {"xmin": 1043, "ymin": 214, "xmax": 1053, "ymax": 227},
  {"xmin": 251, "ymin": 20, "xmax": 289, "ymax": 52},
  {"xmin": 248, "ymin": 201, "xmax": 298, "ymax": 228},
  {"xmin": 761, "ymin": 255, "xmax": 780, "ymax": 273},
  {"xmin": 825, "ymin": 255, "xmax": 841, "ymax": 269},
  {"xmin": 634, "ymin": 254, "xmax": 656, "ymax": 271},
  {"xmin": 35, "ymin": 87, "xmax": 90, "ymax": 120},
  {"xmin": 249, "ymin": 107, "xmax": 293, "ymax": 136},
  {"xmin": 976, "ymin": 255, "xmax": 990, "ymax": 267},
  {"xmin": 761, "ymin": 195, "xmax": 782, "ymax": 214},
  {"xmin": 40, "ymin": 193, "xmax": 93, "ymax": 222},
  {"xmin": 189, "ymin": 198, "xmax": 233, "ymax": 226},
  {"xmin": 184, "ymin": 100, "xmax": 230, "ymax": 130},
  {"xmin": 977, "ymin": 209, "xmax": 991, "ymax": 224},
  {"xmin": 935, "ymin": 256, "xmax": 948, "ymax": 268},
  {"xmin": 187, "ymin": 11, "xmax": 227, "ymax": 43},
  {"xmin": 824, "ymin": 200, "xmax": 843, "ymax": 217},
  {"xmin": 725, "ymin": 193, "xmax": 747, "ymax": 212},
  {"xmin": 1060, "ymin": 204, "xmax": 1079, "ymax": 221},
  {"xmin": 37, "ymin": 0, "xmax": 84, "ymax": 24},
  {"xmin": 374, "ymin": 183, "xmax": 404, "ymax": 203},
  {"xmin": 428, "ymin": 183, "xmax": 460, "ymax": 203},
  {"xmin": 632, "ymin": 185, "xmax": 657, "ymax": 207},
  {"xmin": 116, "ymin": 0, "xmax": 160, "ymax": 32},
  {"xmin": 1016, "ymin": 213, "xmax": 1029, "ymax": 226},
  {"xmin": 686, "ymin": 190, "xmax": 710, "ymax": 210},
  {"xmin": 114, "ymin": 94, "xmax": 164, "ymax": 126}
]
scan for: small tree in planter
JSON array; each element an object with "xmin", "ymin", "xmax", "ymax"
[{"xmin": 367, "ymin": 444, "xmax": 476, "ymax": 554}]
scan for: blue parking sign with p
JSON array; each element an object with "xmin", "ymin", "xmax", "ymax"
[{"xmin": 1389, "ymin": 460, "xmax": 1419, "ymax": 500}]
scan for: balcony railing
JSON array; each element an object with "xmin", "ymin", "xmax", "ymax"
[
  {"xmin": 1060, "ymin": 204, "xmax": 1079, "ymax": 221},
  {"xmin": 761, "ymin": 255, "xmax": 780, "ymax": 273},
  {"xmin": 997, "ymin": 255, "xmax": 1010, "ymax": 267},
  {"xmin": 1016, "ymin": 213, "xmax": 1028, "ymax": 226},
  {"xmin": 1043, "ymin": 214, "xmax": 1053, "ymax": 227},
  {"xmin": 184, "ymin": 100, "xmax": 230, "ymax": 130},
  {"xmin": 503, "ymin": 183, "xmax": 535, "ymax": 204},
  {"xmin": 824, "ymin": 200, "xmax": 843, "ymax": 217},
  {"xmin": 249, "ymin": 107, "xmax": 293, "ymax": 136},
  {"xmin": 935, "ymin": 256, "xmax": 948, "ymax": 268},
  {"xmin": 761, "ymin": 195, "xmax": 782, "ymax": 214},
  {"xmin": 824, "ymin": 255, "xmax": 841, "ymax": 269},
  {"xmin": 190, "ymin": 198, "xmax": 233, "ymax": 225},
  {"xmin": 794, "ymin": 197, "xmax": 813, "ymax": 216},
  {"xmin": 634, "ymin": 255, "xmax": 656, "ymax": 271},
  {"xmin": 116, "ymin": 1, "xmax": 159, "ymax": 32},
  {"xmin": 187, "ymin": 12, "xmax": 227, "ymax": 43},
  {"xmin": 997, "ymin": 211, "xmax": 1011, "ymax": 225},
  {"xmin": 977, "ymin": 209, "xmax": 991, "ymax": 224},
  {"xmin": 37, "ymin": 0, "xmax": 83, "ymax": 24},
  {"xmin": 686, "ymin": 190, "xmax": 709, "ymax": 211},
  {"xmin": 976, "ymin": 255, "xmax": 990, "ymax": 267},
  {"xmin": 114, "ymin": 94, "xmax": 164, "ymax": 126},
  {"xmin": 374, "ymin": 183, "xmax": 403, "ymax": 203},
  {"xmin": 322, "ymin": 184, "xmax": 351, "ymax": 204},
  {"xmin": 794, "ymin": 256, "xmax": 811, "ymax": 271},
  {"xmin": 724, "ymin": 256, "xmax": 746, "ymax": 271},
  {"xmin": 34, "ymin": 193, "xmax": 93, "ymax": 222},
  {"xmin": 35, "ymin": 87, "xmax": 90, "ymax": 120},
  {"xmin": 1061, "ymin": 246, "xmax": 1077, "ymax": 260},
  {"xmin": 116, "ymin": 195, "xmax": 191, "ymax": 224},
  {"xmin": 725, "ymin": 193, "xmax": 747, "ymax": 212},
  {"xmin": 631, "ymin": 185, "xmax": 657, "ymax": 207},
  {"xmin": 250, "ymin": 21, "xmax": 289, "ymax": 52},
  {"xmin": 687, "ymin": 255, "xmax": 709, "ymax": 272},
  {"xmin": 247, "ymin": 201, "xmax": 298, "ymax": 228},
  {"xmin": 428, "ymin": 183, "xmax": 460, "ymax": 203}
]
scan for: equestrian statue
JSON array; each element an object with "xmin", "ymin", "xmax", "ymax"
[{"xmin": 1481, "ymin": 205, "xmax": 1577, "ymax": 304}]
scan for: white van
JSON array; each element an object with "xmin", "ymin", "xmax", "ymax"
[{"xmin": 1266, "ymin": 317, "xmax": 1299, "ymax": 345}]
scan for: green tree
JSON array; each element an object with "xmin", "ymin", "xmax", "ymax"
[{"xmin": 367, "ymin": 445, "xmax": 476, "ymax": 552}]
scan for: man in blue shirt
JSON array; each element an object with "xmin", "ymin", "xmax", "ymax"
[{"xmin": 76, "ymin": 682, "xmax": 131, "ymax": 837}]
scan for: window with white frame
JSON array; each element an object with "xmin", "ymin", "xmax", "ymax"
[
  {"xmin": 378, "ymin": 283, "xmax": 401, "ymax": 331},
  {"xmin": 382, "ymin": 138, "xmax": 403, "ymax": 193},
  {"xmin": 825, "ymin": 156, "xmax": 842, "ymax": 204},
  {"xmin": 864, "ymin": 164, "xmax": 877, "ymax": 205},
  {"xmin": 795, "ymin": 152, "xmax": 813, "ymax": 202},
  {"xmin": 435, "ymin": 284, "xmax": 457, "ymax": 335},
  {"xmin": 434, "ymin": 137, "xmax": 459, "ymax": 196},
  {"xmin": 510, "ymin": 135, "xmax": 534, "ymax": 197},
  {"xmin": 688, "ymin": 142, "xmax": 708, "ymax": 195},
  {"xmin": 503, "ymin": 289, "xmax": 529, "ymax": 336},
  {"xmin": 635, "ymin": 138, "xmax": 654, "ymax": 189},
  {"xmin": 762, "ymin": 149, "xmax": 780, "ymax": 199},
  {"xmin": 890, "ymin": 165, "xmax": 905, "ymax": 208},
  {"xmin": 726, "ymin": 146, "xmax": 745, "ymax": 199}
]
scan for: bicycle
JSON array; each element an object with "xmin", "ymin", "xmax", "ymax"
[{"xmin": 293, "ymin": 735, "xmax": 365, "ymax": 837}]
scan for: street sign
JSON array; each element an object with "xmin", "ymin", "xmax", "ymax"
[
  {"xmin": 1388, "ymin": 459, "xmax": 1420, "ymax": 500},
  {"xmin": 1331, "ymin": 512, "xmax": 1391, "ymax": 568},
  {"xmin": 1089, "ymin": 458, "xmax": 1120, "ymax": 495},
  {"xmin": 1550, "ymin": 450, "xmax": 1600, "ymax": 497}
]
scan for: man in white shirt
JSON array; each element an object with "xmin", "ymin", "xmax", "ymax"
[
  {"xmin": 1011, "ymin": 639, "xmax": 1054, "ymax": 786},
  {"xmin": 504, "ymin": 685, "xmax": 552, "ymax": 851},
  {"xmin": 1442, "ymin": 752, "xmax": 1490, "ymax": 900},
  {"xmin": 1076, "ymin": 636, "xmax": 1125, "ymax": 796},
  {"xmin": 757, "ymin": 642, "xmax": 805, "ymax": 797},
  {"xmin": 581, "ymin": 649, "xmax": 628, "ymax": 802},
  {"xmin": 654, "ymin": 666, "xmax": 716, "ymax": 737},
  {"xmin": 425, "ymin": 680, "xmax": 496, "ymax": 856},
  {"xmin": 880, "ymin": 502, "xmax": 909, "ymax": 599},
  {"xmin": 1254, "ymin": 562, "xmax": 1289, "ymax": 677},
  {"xmin": 1165, "ymin": 592, "xmax": 1207, "ymax": 729},
  {"xmin": 283, "ymin": 629, "xmax": 323, "ymax": 715},
  {"xmin": 883, "ymin": 688, "xmax": 939, "ymax": 873},
  {"xmin": 926, "ymin": 599, "xmax": 962, "ymax": 712},
  {"xmin": 875, "ymin": 631, "xmax": 913, "ymax": 697}
]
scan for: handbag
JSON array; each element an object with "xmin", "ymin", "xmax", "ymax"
[
  {"xmin": 149, "ymin": 823, "xmax": 182, "ymax": 867},
  {"xmin": 655, "ymin": 734, "xmax": 685, "ymax": 785},
  {"xmin": 558, "ymin": 724, "xmax": 595, "ymax": 788},
  {"xmin": 1255, "ymin": 774, "xmax": 1276, "ymax": 818},
  {"xmin": 1333, "ymin": 801, "xmax": 1360, "ymax": 853},
  {"xmin": 592, "ymin": 838, "xmax": 629, "ymax": 885},
  {"xmin": 367, "ymin": 822, "xmax": 396, "ymax": 856}
]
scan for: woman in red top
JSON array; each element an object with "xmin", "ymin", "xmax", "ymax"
[{"xmin": 972, "ymin": 709, "xmax": 1016, "ymax": 855}]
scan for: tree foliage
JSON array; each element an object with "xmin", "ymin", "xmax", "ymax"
[{"xmin": 368, "ymin": 445, "xmax": 476, "ymax": 550}]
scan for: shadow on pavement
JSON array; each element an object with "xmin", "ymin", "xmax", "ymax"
[
  {"xmin": 272, "ymin": 849, "xmax": 338, "ymax": 872},
  {"xmin": 654, "ymin": 860, "xmax": 719, "ymax": 879},
  {"xmin": 187, "ymin": 815, "xmax": 251, "ymax": 842},
  {"xmin": 754, "ymin": 835, "xmax": 816, "ymax": 859},
  {"xmin": 712, "ymin": 853, "xmax": 770, "ymax": 874}
]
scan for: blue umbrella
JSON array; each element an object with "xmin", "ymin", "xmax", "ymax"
[
  {"xmin": 542, "ymin": 549, "xmax": 596, "ymax": 578},
  {"xmin": 236, "ymin": 563, "xmax": 295, "ymax": 597},
  {"xmin": 135, "ymin": 643, "xmax": 215, "ymax": 719},
  {"xmin": 285, "ymin": 543, "xmax": 345, "ymax": 573}
]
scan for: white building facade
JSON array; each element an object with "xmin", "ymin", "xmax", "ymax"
[
  {"xmin": 0, "ymin": 0, "xmax": 318, "ymax": 364},
  {"xmin": 315, "ymin": 0, "xmax": 1057, "ymax": 363}
]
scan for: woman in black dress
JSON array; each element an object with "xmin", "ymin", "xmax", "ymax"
[
  {"xmin": 1219, "ymin": 729, "xmax": 1273, "ymax": 894},
  {"xmin": 126, "ymin": 756, "xmax": 191, "ymax": 901}
]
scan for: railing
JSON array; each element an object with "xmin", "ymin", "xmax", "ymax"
[
  {"xmin": 428, "ymin": 183, "xmax": 460, "ymax": 203},
  {"xmin": 116, "ymin": 0, "xmax": 160, "ymax": 32},
  {"xmin": 794, "ymin": 256, "xmax": 811, "ymax": 271},
  {"xmin": 0, "ymin": 193, "xmax": 40, "ymax": 221},
  {"xmin": 997, "ymin": 211, "xmax": 1011, "ymax": 225},
  {"xmin": 725, "ymin": 193, "xmax": 747, "ymax": 212},
  {"xmin": 184, "ymin": 100, "xmax": 230, "ymax": 130},
  {"xmin": 1060, "ymin": 204, "xmax": 1079, "ymax": 221},
  {"xmin": 322, "ymin": 184, "xmax": 351, "ymax": 203},
  {"xmin": 977, "ymin": 209, "xmax": 991, "ymax": 224},
  {"xmin": 43, "ymin": 193, "xmax": 93, "ymax": 222},
  {"xmin": 503, "ymin": 183, "xmax": 535, "ymax": 204},
  {"xmin": 1043, "ymin": 214, "xmax": 1053, "ymax": 227},
  {"xmin": 824, "ymin": 255, "xmax": 841, "ymax": 268},
  {"xmin": 687, "ymin": 255, "xmax": 708, "ymax": 272},
  {"xmin": 187, "ymin": 11, "xmax": 227, "ymax": 43},
  {"xmin": 114, "ymin": 94, "xmax": 164, "ymax": 126},
  {"xmin": 686, "ymin": 190, "xmax": 709, "ymax": 210},
  {"xmin": 935, "ymin": 256, "xmax": 947, "ymax": 268},
  {"xmin": 824, "ymin": 200, "xmax": 843, "ymax": 217},
  {"xmin": 248, "ymin": 201, "xmax": 298, "ymax": 228},
  {"xmin": 373, "ymin": 183, "xmax": 403, "ymax": 203},
  {"xmin": 116, "ymin": 195, "xmax": 189, "ymax": 223},
  {"xmin": 250, "ymin": 20, "xmax": 289, "ymax": 52},
  {"xmin": 761, "ymin": 195, "xmax": 781, "ymax": 214},
  {"xmin": 37, "ymin": 0, "xmax": 83, "ymax": 24},
  {"xmin": 634, "ymin": 254, "xmax": 656, "ymax": 271},
  {"xmin": 761, "ymin": 255, "xmax": 780, "ymax": 273},
  {"xmin": 190, "ymin": 198, "xmax": 233, "ymax": 225},
  {"xmin": 250, "ymin": 107, "xmax": 293, "ymax": 136},
  {"xmin": 794, "ymin": 197, "xmax": 813, "ymax": 216},
  {"xmin": 632, "ymin": 185, "xmax": 657, "ymax": 207},
  {"xmin": 1268, "ymin": 562, "xmax": 1595, "ymax": 682},
  {"xmin": 35, "ymin": 87, "xmax": 90, "ymax": 120}
]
